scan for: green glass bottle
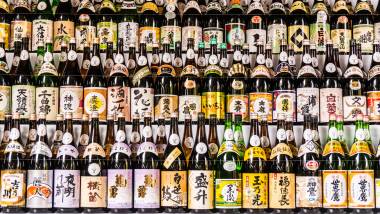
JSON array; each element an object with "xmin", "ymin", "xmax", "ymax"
[
  {"xmin": 32, "ymin": 0, "xmax": 53, "ymax": 52},
  {"xmin": 34, "ymin": 41, "xmax": 45, "ymax": 78},
  {"xmin": 215, "ymin": 113, "xmax": 242, "ymax": 212},
  {"xmin": 233, "ymin": 114, "xmax": 245, "ymax": 158}
]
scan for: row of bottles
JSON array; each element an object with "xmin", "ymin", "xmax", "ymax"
[{"xmin": 0, "ymin": 108, "xmax": 379, "ymax": 212}]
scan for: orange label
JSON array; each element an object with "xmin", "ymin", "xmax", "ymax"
[
  {"xmin": 349, "ymin": 141, "xmax": 372, "ymax": 157},
  {"xmin": 322, "ymin": 170, "xmax": 347, "ymax": 208},
  {"xmin": 323, "ymin": 140, "xmax": 345, "ymax": 156},
  {"xmin": 163, "ymin": 147, "xmax": 182, "ymax": 169},
  {"xmin": 249, "ymin": 92, "xmax": 273, "ymax": 122},
  {"xmin": 367, "ymin": 91, "xmax": 380, "ymax": 122},
  {"xmin": 80, "ymin": 176, "xmax": 107, "ymax": 208},
  {"xmin": 161, "ymin": 171, "xmax": 187, "ymax": 207},
  {"xmin": 84, "ymin": 87, "xmax": 107, "ymax": 121},
  {"xmin": 0, "ymin": 23, "xmax": 10, "ymax": 50},
  {"xmin": 154, "ymin": 95, "xmax": 178, "ymax": 121},
  {"xmin": 348, "ymin": 170, "xmax": 375, "ymax": 208},
  {"xmin": 226, "ymin": 95, "xmax": 249, "ymax": 122},
  {"xmin": 269, "ymin": 173, "xmax": 295, "ymax": 209},
  {"xmin": 11, "ymin": 20, "xmax": 31, "ymax": 49},
  {"xmin": 242, "ymin": 173, "xmax": 268, "ymax": 209},
  {"xmin": 202, "ymin": 92, "xmax": 225, "ymax": 120},
  {"xmin": 53, "ymin": 20, "xmax": 75, "ymax": 51}
]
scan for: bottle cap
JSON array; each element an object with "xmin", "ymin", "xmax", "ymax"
[
  {"xmin": 198, "ymin": 41, "xmax": 205, "ymax": 48},
  {"xmin": 285, "ymin": 114, "xmax": 293, "ymax": 121},
  {"xmin": 38, "ymin": 113, "xmax": 46, "ymax": 120},
  {"xmin": 117, "ymin": 112, "xmax": 125, "ymax": 118},
  {"xmin": 30, "ymin": 113, "xmax": 36, "ymax": 120},
  {"xmin": 133, "ymin": 113, "xmax": 140, "ymax": 120},
  {"xmin": 234, "ymin": 114, "xmax": 242, "ymax": 122},
  {"xmin": 329, "ymin": 113, "xmax": 336, "ymax": 121},
  {"xmin": 265, "ymin": 43, "xmax": 271, "ymax": 49},
  {"xmin": 326, "ymin": 40, "xmax": 332, "ymax": 44},
  {"xmin": 184, "ymin": 113, "xmax": 191, "ymax": 120},
  {"xmin": 336, "ymin": 114, "xmax": 343, "ymax": 122},
  {"xmin": 37, "ymin": 40, "xmax": 44, "ymax": 47},
  {"xmin": 356, "ymin": 113, "xmax": 363, "ymax": 121},
  {"xmin": 61, "ymin": 40, "xmax": 67, "ymax": 47},
  {"xmin": 302, "ymin": 39, "xmax": 310, "ymax": 45},
  {"xmin": 152, "ymin": 42, "xmax": 159, "ymax": 47},
  {"xmin": 82, "ymin": 113, "xmax": 89, "ymax": 121},
  {"xmin": 0, "ymin": 37, "xmax": 4, "ymax": 43},
  {"xmin": 56, "ymin": 114, "xmax": 64, "ymax": 121},
  {"xmin": 363, "ymin": 115, "xmax": 369, "ymax": 122},
  {"xmin": 277, "ymin": 113, "xmax": 285, "ymax": 120},
  {"xmin": 259, "ymin": 114, "xmax": 267, "ymax": 121},
  {"xmin": 12, "ymin": 112, "xmax": 20, "ymax": 119},
  {"xmin": 91, "ymin": 111, "xmax": 99, "ymax": 119},
  {"xmin": 94, "ymin": 38, "xmax": 100, "ymax": 44},
  {"xmin": 69, "ymin": 37, "xmax": 76, "ymax": 44},
  {"xmin": 64, "ymin": 112, "xmax": 72, "ymax": 120},
  {"xmin": 250, "ymin": 112, "xmax": 258, "ymax": 119},
  {"xmin": 374, "ymin": 40, "xmax": 379, "ymax": 45},
  {"xmin": 171, "ymin": 112, "xmax": 178, "ymax": 118},
  {"xmin": 107, "ymin": 114, "xmax": 115, "ymax": 120},
  {"xmin": 144, "ymin": 111, "xmax": 151, "ymax": 118},
  {"xmin": 197, "ymin": 112, "xmax": 205, "ymax": 120}
]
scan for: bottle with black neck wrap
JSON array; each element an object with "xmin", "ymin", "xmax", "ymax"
[{"xmin": 367, "ymin": 40, "xmax": 380, "ymax": 122}]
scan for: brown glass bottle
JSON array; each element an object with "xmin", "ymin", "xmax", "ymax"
[
  {"xmin": 208, "ymin": 114, "xmax": 219, "ymax": 159},
  {"xmin": 104, "ymin": 42, "xmax": 115, "ymax": 77},
  {"xmin": 78, "ymin": 114, "xmax": 90, "ymax": 158},
  {"xmin": 25, "ymin": 113, "xmax": 37, "ymax": 157},
  {"xmin": 51, "ymin": 114, "xmax": 64, "ymax": 157},
  {"xmin": 182, "ymin": 113, "xmax": 194, "ymax": 162},
  {"xmin": 56, "ymin": 41, "xmax": 68, "ymax": 76},
  {"xmin": 156, "ymin": 114, "xmax": 167, "ymax": 159},
  {"xmin": 0, "ymin": 114, "xmax": 12, "ymax": 158},
  {"xmin": 130, "ymin": 113, "xmax": 141, "ymax": 160},
  {"xmin": 81, "ymin": 42, "xmax": 91, "ymax": 78},
  {"xmin": 105, "ymin": 114, "xmax": 115, "ymax": 159}
]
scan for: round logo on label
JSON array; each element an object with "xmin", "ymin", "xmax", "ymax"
[
  {"xmin": 115, "ymin": 54, "xmax": 124, "ymax": 64},
  {"xmin": 44, "ymin": 52, "xmax": 53, "ymax": 63},
  {"xmin": 302, "ymin": 54, "xmax": 312, "ymax": 64},
  {"xmin": 138, "ymin": 56, "xmax": 147, "ymax": 66},
  {"xmin": 186, "ymin": 49, "xmax": 195, "ymax": 59},
  {"xmin": 82, "ymin": 60, "xmax": 90, "ymax": 69},
  {"xmin": 279, "ymin": 52, "xmax": 288, "ymax": 62},
  {"xmin": 220, "ymin": 58, "xmax": 228, "ymax": 67},
  {"xmin": 0, "ymin": 48, "xmax": 5, "ymax": 58},
  {"xmin": 20, "ymin": 50, "xmax": 29, "ymax": 60},
  {"xmin": 54, "ymin": 130, "xmax": 63, "ymax": 141},
  {"xmin": 250, "ymin": 135, "xmax": 260, "ymax": 146},
  {"xmin": 256, "ymin": 54, "xmax": 265, "ymax": 64},
  {"xmin": 326, "ymin": 63, "xmax": 336, "ymax": 73},
  {"xmin": 84, "ymin": 92, "xmax": 106, "ymax": 113},
  {"xmin": 328, "ymin": 127, "xmax": 338, "ymax": 139},
  {"xmin": 142, "ymin": 126, "xmax": 152, "ymax": 138},
  {"xmin": 68, "ymin": 50, "xmax": 77, "ymax": 61},
  {"xmin": 224, "ymin": 129, "xmax": 234, "ymax": 141},
  {"xmin": 116, "ymin": 130, "xmax": 126, "ymax": 142},
  {"xmin": 184, "ymin": 137, "xmax": 194, "ymax": 148},
  {"xmin": 209, "ymin": 143, "xmax": 219, "ymax": 155},
  {"xmin": 286, "ymin": 130, "xmax": 294, "ymax": 141},
  {"xmin": 276, "ymin": 128, "xmax": 286, "ymax": 141},
  {"xmin": 130, "ymin": 131, "xmax": 141, "ymax": 143},
  {"xmin": 312, "ymin": 57, "xmax": 318, "ymax": 67},
  {"xmin": 12, "ymin": 56, "xmax": 20, "ymax": 67},
  {"xmin": 60, "ymin": 52, "xmax": 67, "ymax": 62},
  {"xmin": 233, "ymin": 51, "xmax": 242, "ymax": 61},
  {"xmin": 289, "ymin": 56, "xmax": 296, "ymax": 65},
  {"xmin": 260, "ymin": 136, "xmax": 270, "ymax": 147},
  {"xmin": 169, "ymin": 134, "xmax": 180, "ymax": 146},
  {"xmin": 79, "ymin": 134, "xmax": 89, "ymax": 145},
  {"xmin": 62, "ymin": 132, "xmax": 73, "ymax": 145},
  {"xmin": 223, "ymin": 161, "xmax": 237, "ymax": 171},
  {"xmin": 349, "ymin": 55, "xmax": 358, "ymax": 65},
  {"xmin": 9, "ymin": 128, "xmax": 20, "ymax": 140},
  {"xmin": 266, "ymin": 58, "xmax": 273, "ymax": 68},
  {"xmin": 305, "ymin": 160, "xmax": 319, "ymax": 171},
  {"xmin": 127, "ymin": 59, "xmax": 136, "ymax": 69},
  {"xmin": 374, "ymin": 52, "xmax": 380, "ymax": 62},
  {"xmin": 37, "ymin": 124, "xmax": 47, "ymax": 136},
  {"xmin": 209, "ymin": 55, "xmax": 218, "ymax": 65},
  {"xmin": 88, "ymin": 162, "xmax": 101, "ymax": 175},
  {"xmin": 198, "ymin": 57, "xmax": 206, "ymax": 66},
  {"xmin": 91, "ymin": 56, "xmax": 100, "ymax": 66},
  {"xmin": 242, "ymin": 55, "xmax": 250, "ymax": 64},
  {"xmin": 28, "ymin": 129, "xmax": 37, "ymax": 141},
  {"xmin": 355, "ymin": 129, "xmax": 366, "ymax": 141},
  {"xmin": 37, "ymin": 1, "xmax": 47, "ymax": 10},
  {"xmin": 303, "ymin": 129, "xmax": 313, "ymax": 141},
  {"xmin": 196, "ymin": 142, "xmax": 207, "ymax": 154},
  {"xmin": 163, "ymin": 53, "xmax": 171, "ymax": 64}
]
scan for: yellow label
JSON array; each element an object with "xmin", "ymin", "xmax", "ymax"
[
  {"xmin": 139, "ymin": 27, "xmax": 160, "ymax": 51},
  {"xmin": 249, "ymin": 92, "xmax": 273, "ymax": 122},
  {"xmin": 0, "ymin": 0, "xmax": 9, "ymax": 13},
  {"xmin": 353, "ymin": 24, "xmax": 374, "ymax": 54},
  {"xmin": 331, "ymin": 28, "xmax": 351, "ymax": 53},
  {"xmin": 264, "ymin": 147, "xmax": 271, "ymax": 160},
  {"xmin": 244, "ymin": 147, "xmax": 267, "ymax": 161},
  {"xmin": 349, "ymin": 140, "xmax": 372, "ymax": 157},
  {"xmin": 226, "ymin": 94, "xmax": 249, "ymax": 122},
  {"xmin": 53, "ymin": 21, "xmax": 75, "ymax": 52},
  {"xmin": 242, "ymin": 173, "xmax": 268, "ymax": 209},
  {"xmin": 83, "ymin": 87, "xmax": 107, "ymax": 121},
  {"xmin": 154, "ymin": 95, "xmax": 178, "ymax": 121},
  {"xmin": 0, "ymin": 23, "xmax": 10, "ymax": 50},
  {"xmin": 0, "ymin": 85, "xmax": 11, "ymax": 119},
  {"xmin": 217, "ymin": 141, "xmax": 239, "ymax": 157},
  {"xmin": 141, "ymin": 1, "xmax": 158, "ymax": 13},
  {"xmin": 269, "ymin": 173, "xmax": 295, "ymax": 209},
  {"xmin": 161, "ymin": 171, "xmax": 187, "ymax": 207},
  {"xmin": 215, "ymin": 179, "xmax": 242, "ymax": 208},
  {"xmin": 163, "ymin": 147, "xmax": 182, "ymax": 169},
  {"xmin": 354, "ymin": 1, "xmax": 371, "ymax": 13},
  {"xmin": 157, "ymin": 64, "xmax": 176, "ymax": 76},
  {"xmin": 348, "ymin": 170, "xmax": 375, "ymax": 208},
  {"xmin": 188, "ymin": 170, "xmax": 214, "ymax": 209},
  {"xmin": 270, "ymin": 143, "xmax": 293, "ymax": 159},
  {"xmin": 333, "ymin": 0, "xmax": 349, "ymax": 13},
  {"xmin": 290, "ymin": 1, "xmax": 308, "ymax": 13},
  {"xmin": 202, "ymin": 92, "xmax": 225, "ymax": 120},
  {"xmin": 322, "ymin": 170, "xmax": 347, "ymax": 208},
  {"xmin": 11, "ymin": 20, "xmax": 31, "ymax": 49},
  {"xmin": 80, "ymin": 176, "xmax": 107, "ymax": 208},
  {"xmin": 288, "ymin": 25, "xmax": 309, "ymax": 53},
  {"xmin": 375, "ymin": 178, "xmax": 380, "ymax": 208},
  {"xmin": 323, "ymin": 140, "xmax": 345, "ymax": 156},
  {"xmin": 0, "ymin": 169, "xmax": 26, "ymax": 207}
]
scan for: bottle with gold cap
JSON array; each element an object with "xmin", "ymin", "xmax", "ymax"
[
  {"xmin": 25, "ymin": 113, "xmax": 37, "ymax": 157},
  {"xmin": 105, "ymin": 114, "xmax": 115, "ymax": 159},
  {"xmin": 81, "ymin": 41, "xmax": 91, "ymax": 78},
  {"xmin": 51, "ymin": 113, "xmax": 64, "ymax": 157},
  {"xmin": 182, "ymin": 113, "xmax": 194, "ymax": 161},
  {"xmin": 78, "ymin": 114, "xmax": 90, "ymax": 158},
  {"xmin": 139, "ymin": 0, "xmax": 160, "ymax": 52},
  {"xmin": 130, "ymin": 113, "xmax": 141, "ymax": 160},
  {"xmin": 156, "ymin": 114, "xmax": 167, "ymax": 159}
]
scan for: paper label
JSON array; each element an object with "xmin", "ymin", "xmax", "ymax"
[
  {"xmin": 322, "ymin": 140, "xmax": 345, "ymax": 156},
  {"xmin": 246, "ymin": 28, "xmax": 266, "ymax": 53},
  {"xmin": 26, "ymin": 170, "xmax": 53, "ymax": 208},
  {"xmin": 288, "ymin": 25, "xmax": 309, "ymax": 53},
  {"xmin": 0, "ymin": 23, "xmax": 10, "ymax": 50},
  {"xmin": 154, "ymin": 94, "xmax": 178, "ymax": 121},
  {"xmin": 188, "ymin": 170, "xmax": 214, "ymax": 209},
  {"xmin": 296, "ymin": 87, "xmax": 319, "ymax": 122},
  {"xmin": 36, "ymin": 87, "xmax": 59, "ymax": 121},
  {"xmin": 375, "ymin": 178, "xmax": 380, "ymax": 208},
  {"xmin": 343, "ymin": 95, "xmax": 366, "ymax": 122},
  {"xmin": 273, "ymin": 90, "xmax": 296, "ymax": 121},
  {"xmin": 161, "ymin": 171, "xmax": 187, "ymax": 207},
  {"xmin": 323, "ymin": 170, "xmax": 347, "ymax": 208},
  {"xmin": 181, "ymin": 26, "xmax": 202, "ymax": 51},
  {"xmin": 267, "ymin": 23, "xmax": 287, "ymax": 54},
  {"xmin": 249, "ymin": 92, "xmax": 273, "ymax": 122},
  {"xmin": 137, "ymin": 141, "xmax": 157, "ymax": 156},
  {"xmin": 97, "ymin": 21, "xmax": 117, "ymax": 51},
  {"xmin": 319, "ymin": 88, "xmax": 343, "ymax": 123},
  {"xmin": 84, "ymin": 87, "xmax": 107, "ymax": 121},
  {"xmin": 59, "ymin": 85, "xmax": 83, "ymax": 120},
  {"xmin": 331, "ymin": 27, "xmax": 352, "ymax": 53},
  {"xmin": 32, "ymin": 19, "xmax": 53, "ymax": 51},
  {"xmin": 349, "ymin": 141, "xmax": 372, "ymax": 156},
  {"xmin": 367, "ymin": 91, "xmax": 380, "ymax": 121},
  {"xmin": 226, "ymin": 94, "xmax": 249, "ymax": 122},
  {"xmin": 131, "ymin": 87, "xmax": 154, "ymax": 121},
  {"xmin": 11, "ymin": 20, "xmax": 31, "ymax": 49},
  {"xmin": 80, "ymin": 176, "xmax": 107, "ymax": 208},
  {"xmin": 110, "ymin": 142, "xmax": 131, "ymax": 157},
  {"xmin": 242, "ymin": 173, "xmax": 268, "ymax": 209},
  {"xmin": 107, "ymin": 86, "xmax": 130, "ymax": 121},
  {"xmin": 353, "ymin": 24, "xmax": 373, "ymax": 54},
  {"xmin": 225, "ymin": 23, "xmax": 246, "ymax": 50},
  {"xmin": 107, "ymin": 169, "xmax": 133, "ymax": 208},
  {"xmin": 134, "ymin": 169, "xmax": 160, "ymax": 208},
  {"xmin": 57, "ymin": 145, "xmax": 79, "ymax": 158},
  {"xmin": 178, "ymin": 95, "xmax": 201, "ymax": 121},
  {"xmin": 139, "ymin": 26, "xmax": 160, "ymax": 52},
  {"xmin": 269, "ymin": 173, "xmax": 295, "ymax": 209},
  {"xmin": 75, "ymin": 25, "xmax": 96, "ymax": 51},
  {"xmin": 215, "ymin": 179, "xmax": 242, "ymax": 209},
  {"xmin": 161, "ymin": 25, "xmax": 181, "ymax": 50},
  {"xmin": 83, "ymin": 143, "xmax": 106, "ymax": 158},
  {"xmin": 118, "ymin": 22, "xmax": 139, "ymax": 51},
  {"xmin": 348, "ymin": 170, "xmax": 374, "ymax": 208},
  {"xmin": 203, "ymin": 27, "xmax": 223, "ymax": 49},
  {"xmin": 296, "ymin": 176, "xmax": 322, "ymax": 208},
  {"xmin": 201, "ymin": 92, "xmax": 225, "ymax": 120},
  {"xmin": 12, "ymin": 85, "xmax": 35, "ymax": 119},
  {"xmin": 53, "ymin": 170, "xmax": 80, "ymax": 208},
  {"xmin": 310, "ymin": 17, "xmax": 330, "ymax": 52},
  {"xmin": 53, "ymin": 21, "xmax": 75, "ymax": 51},
  {"xmin": 0, "ymin": 169, "xmax": 26, "ymax": 207},
  {"xmin": 0, "ymin": 85, "xmax": 11, "ymax": 117}
]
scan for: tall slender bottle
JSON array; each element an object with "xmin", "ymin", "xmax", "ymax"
[
  {"xmin": 80, "ymin": 112, "xmax": 107, "ymax": 212},
  {"xmin": 331, "ymin": 0, "xmax": 352, "ymax": 54},
  {"xmin": 0, "ymin": 113, "xmax": 26, "ymax": 213},
  {"xmin": 208, "ymin": 114, "xmax": 219, "ymax": 159},
  {"xmin": 104, "ymin": 42, "xmax": 115, "ymax": 77},
  {"xmin": 267, "ymin": 0, "xmax": 287, "ymax": 54},
  {"xmin": 203, "ymin": 0, "xmax": 224, "ymax": 49},
  {"xmin": 50, "ymin": 114, "xmax": 64, "ymax": 157},
  {"xmin": 259, "ymin": 115, "xmax": 271, "ymax": 160},
  {"xmin": 25, "ymin": 114, "xmax": 37, "ymax": 157},
  {"xmin": 161, "ymin": 113, "xmax": 187, "ymax": 212},
  {"xmin": 310, "ymin": 0, "xmax": 330, "ymax": 53},
  {"xmin": 367, "ymin": 40, "xmax": 380, "ymax": 121},
  {"xmin": 133, "ymin": 112, "xmax": 160, "ymax": 212},
  {"xmin": 53, "ymin": 112, "xmax": 80, "ymax": 212},
  {"xmin": 215, "ymin": 113, "xmax": 242, "ymax": 212},
  {"xmin": 104, "ymin": 114, "xmax": 115, "ymax": 159},
  {"xmin": 156, "ymin": 115, "xmax": 167, "ymax": 159},
  {"xmin": 78, "ymin": 114, "xmax": 89, "ymax": 158},
  {"xmin": 130, "ymin": 114, "xmax": 141, "ymax": 159},
  {"xmin": 139, "ymin": 0, "xmax": 160, "ymax": 51},
  {"xmin": 10, "ymin": 40, "xmax": 21, "ymax": 77},
  {"xmin": 269, "ymin": 113, "xmax": 295, "ymax": 210},
  {"xmin": 81, "ymin": 42, "xmax": 91, "ymax": 78},
  {"xmin": 118, "ymin": 0, "xmax": 139, "ymax": 49},
  {"xmin": 56, "ymin": 41, "xmax": 67, "ymax": 77},
  {"xmin": 161, "ymin": 0, "xmax": 181, "ymax": 50},
  {"xmin": 181, "ymin": 0, "xmax": 202, "ymax": 51},
  {"xmin": 0, "ymin": 38, "xmax": 11, "ymax": 118},
  {"xmin": 107, "ymin": 113, "xmax": 133, "ymax": 212},
  {"xmin": 353, "ymin": 0, "xmax": 374, "ymax": 55},
  {"xmin": 187, "ymin": 112, "xmax": 214, "ymax": 211},
  {"xmin": 182, "ymin": 114, "xmax": 194, "ymax": 161},
  {"xmin": 0, "ymin": 114, "xmax": 12, "ymax": 157},
  {"xmin": 31, "ymin": 0, "xmax": 53, "ymax": 52}
]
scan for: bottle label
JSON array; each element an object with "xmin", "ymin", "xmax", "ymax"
[
  {"xmin": 32, "ymin": 19, "xmax": 53, "ymax": 51},
  {"xmin": 178, "ymin": 95, "xmax": 201, "ymax": 121},
  {"xmin": 157, "ymin": 64, "xmax": 176, "ymax": 76},
  {"xmin": 5, "ymin": 141, "xmax": 24, "ymax": 153},
  {"xmin": 83, "ymin": 143, "xmax": 106, "ymax": 158},
  {"xmin": 53, "ymin": 170, "xmax": 80, "ymax": 208},
  {"xmin": 59, "ymin": 85, "xmax": 83, "ymax": 120},
  {"xmin": 163, "ymin": 147, "xmax": 182, "ymax": 169},
  {"xmin": 319, "ymin": 88, "xmax": 343, "ymax": 123},
  {"xmin": 57, "ymin": 144, "xmax": 79, "ymax": 158},
  {"xmin": 188, "ymin": 170, "xmax": 214, "ymax": 209},
  {"xmin": 110, "ymin": 142, "xmax": 131, "ymax": 157},
  {"xmin": 181, "ymin": 26, "xmax": 202, "ymax": 51},
  {"xmin": 349, "ymin": 140, "xmax": 372, "ymax": 156},
  {"xmin": 272, "ymin": 90, "xmax": 296, "ymax": 121},
  {"xmin": 10, "ymin": 20, "xmax": 31, "ymax": 49},
  {"xmin": 12, "ymin": 85, "xmax": 35, "ymax": 119},
  {"xmin": 242, "ymin": 173, "xmax": 268, "ymax": 209},
  {"xmin": 375, "ymin": 23, "xmax": 380, "ymax": 42},
  {"xmin": 137, "ymin": 141, "xmax": 158, "ymax": 156},
  {"xmin": 322, "ymin": 170, "xmax": 347, "ymax": 208},
  {"xmin": 201, "ymin": 91, "xmax": 225, "ymax": 120},
  {"xmin": 353, "ymin": 24, "xmax": 373, "ymax": 54},
  {"xmin": 225, "ymin": 23, "xmax": 246, "ymax": 50},
  {"xmin": 268, "ymin": 23, "xmax": 287, "ymax": 54},
  {"xmin": 322, "ymin": 140, "xmax": 345, "ymax": 156},
  {"xmin": 348, "ymin": 170, "xmax": 375, "ymax": 208},
  {"xmin": 244, "ymin": 146, "xmax": 267, "ymax": 161},
  {"xmin": 36, "ymin": 87, "xmax": 59, "ymax": 121},
  {"xmin": 376, "ymin": 178, "xmax": 380, "ymax": 208},
  {"xmin": 139, "ymin": 26, "xmax": 160, "ymax": 52},
  {"xmin": 0, "ymin": 23, "xmax": 10, "ymax": 50},
  {"xmin": 331, "ymin": 29, "xmax": 351, "ymax": 54},
  {"xmin": 269, "ymin": 173, "xmax": 295, "ymax": 209},
  {"xmin": 288, "ymin": 25, "xmax": 309, "ymax": 53},
  {"xmin": 75, "ymin": 25, "xmax": 96, "ymax": 51},
  {"xmin": 0, "ymin": 169, "xmax": 26, "ymax": 207},
  {"xmin": 80, "ymin": 176, "xmax": 107, "ymax": 208},
  {"xmin": 131, "ymin": 87, "xmax": 154, "ymax": 121},
  {"xmin": 296, "ymin": 87, "xmax": 319, "ymax": 122},
  {"xmin": 107, "ymin": 86, "xmax": 130, "ymax": 121},
  {"xmin": 246, "ymin": 28, "xmax": 266, "ymax": 53},
  {"xmin": 0, "ymin": 85, "xmax": 11, "ymax": 118},
  {"xmin": 31, "ymin": 141, "xmax": 52, "ymax": 158},
  {"xmin": 270, "ymin": 142, "xmax": 293, "ymax": 159},
  {"xmin": 26, "ymin": 170, "xmax": 53, "ymax": 208},
  {"xmin": 215, "ymin": 179, "xmax": 242, "ymax": 209},
  {"xmin": 53, "ymin": 20, "xmax": 74, "ymax": 52},
  {"xmin": 310, "ymin": 14, "xmax": 330, "ymax": 52},
  {"xmin": 84, "ymin": 87, "xmax": 107, "ymax": 121},
  {"xmin": 248, "ymin": 92, "xmax": 273, "ymax": 122},
  {"xmin": 97, "ymin": 21, "xmax": 117, "ymax": 51},
  {"xmin": 367, "ymin": 91, "xmax": 380, "ymax": 121},
  {"xmin": 203, "ymin": 27, "xmax": 223, "ymax": 49},
  {"xmin": 161, "ymin": 25, "xmax": 181, "ymax": 50},
  {"xmin": 134, "ymin": 169, "xmax": 160, "ymax": 208},
  {"xmin": 296, "ymin": 176, "xmax": 322, "ymax": 208},
  {"xmin": 343, "ymin": 95, "xmax": 366, "ymax": 122},
  {"xmin": 161, "ymin": 171, "xmax": 187, "ymax": 207},
  {"xmin": 153, "ymin": 94, "xmax": 178, "ymax": 121},
  {"xmin": 118, "ymin": 21, "xmax": 139, "ymax": 51},
  {"xmin": 107, "ymin": 169, "xmax": 133, "ymax": 208},
  {"xmin": 226, "ymin": 94, "xmax": 249, "ymax": 122}
]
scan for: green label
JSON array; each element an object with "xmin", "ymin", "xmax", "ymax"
[
  {"xmin": 97, "ymin": 21, "xmax": 117, "ymax": 50},
  {"xmin": 310, "ymin": 22, "xmax": 330, "ymax": 52},
  {"xmin": 215, "ymin": 179, "xmax": 242, "ymax": 209}
]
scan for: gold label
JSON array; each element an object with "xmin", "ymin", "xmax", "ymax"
[
  {"xmin": 157, "ymin": 64, "xmax": 176, "ymax": 76},
  {"xmin": 215, "ymin": 179, "xmax": 242, "ymax": 208},
  {"xmin": 348, "ymin": 170, "xmax": 375, "ymax": 208},
  {"xmin": 97, "ymin": 22, "xmax": 117, "ymax": 51},
  {"xmin": 80, "ymin": 176, "xmax": 107, "ymax": 208},
  {"xmin": 244, "ymin": 146, "xmax": 267, "ymax": 161},
  {"xmin": 139, "ymin": 27, "xmax": 160, "ymax": 52},
  {"xmin": 288, "ymin": 25, "xmax": 309, "ymax": 53},
  {"xmin": 0, "ymin": 85, "xmax": 11, "ymax": 118},
  {"xmin": 290, "ymin": 1, "xmax": 308, "ymax": 13},
  {"xmin": 296, "ymin": 176, "xmax": 322, "ymax": 208},
  {"xmin": 322, "ymin": 170, "xmax": 347, "ymax": 208},
  {"xmin": 226, "ymin": 94, "xmax": 249, "ymax": 122},
  {"xmin": 323, "ymin": 140, "xmax": 345, "ymax": 156},
  {"xmin": 11, "ymin": 20, "xmax": 31, "ymax": 49},
  {"xmin": 188, "ymin": 170, "xmax": 214, "ymax": 209},
  {"xmin": 163, "ymin": 147, "xmax": 182, "ymax": 169},
  {"xmin": 249, "ymin": 92, "xmax": 273, "ymax": 122},
  {"xmin": 201, "ymin": 92, "xmax": 225, "ymax": 120},
  {"xmin": 161, "ymin": 171, "xmax": 187, "ymax": 207},
  {"xmin": 269, "ymin": 173, "xmax": 295, "ymax": 209},
  {"xmin": 154, "ymin": 94, "xmax": 178, "ymax": 121},
  {"xmin": 242, "ymin": 173, "xmax": 268, "ymax": 209},
  {"xmin": 270, "ymin": 143, "xmax": 293, "ymax": 159},
  {"xmin": 84, "ymin": 87, "xmax": 107, "ymax": 121},
  {"xmin": 331, "ymin": 28, "xmax": 351, "ymax": 53},
  {"xmin": 333, "ymin": 0, "xmax": 349, "ymax": 13},
  {"xmin": 53, "ymin": 21, "xmax": 75, "ymax": 52},
  {"xmin": 349, "ymin": 140, "xmax": 372, "ymax": 156},
  {"xmin": 0, "ymin": 169, "xmax": 26, "ymax": 207},
  {"xmin": 0, "ymin": 23, "xmax": 10, "ymax": 50}
]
